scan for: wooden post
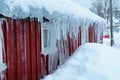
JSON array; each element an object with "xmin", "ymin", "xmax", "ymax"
[{"xmin": 110, "ymin": 0, "xmax": 114, "ymax": 46}]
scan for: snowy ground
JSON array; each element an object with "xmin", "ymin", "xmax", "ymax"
[
  {"xmin": 43, "ymin": 32, "xmax": 120, "ymax": 80},
  {"xmin": 103, "ymin": 31, "xmax": 120, "ymax": 49}
]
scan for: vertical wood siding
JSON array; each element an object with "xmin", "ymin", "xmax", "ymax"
[
  {"xmin": 1, "ymin": 18, "xmax": 102, "ymax": 80},
  {"xmin": 1, "ymin": 18, "xmax": 41, "ymax": 80},
  {"xmin": 88, "ymin": 24, "xmax": 98, "ymax": 43}
]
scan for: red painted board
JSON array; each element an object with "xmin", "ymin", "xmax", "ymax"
[
  {"xmin": 67, "ymin": 32, "xmax": 71, "ymax": 56},
  {"xmin": 30, "ymin": 19, "xmax": 37, "ymax": 80},
  {"xmin": 6, "ymin": 18, "xmax": 16, "ymax": 80},
  {"xmin": 78, "ymin": 27, "xmax": 81, "ymax": 47},
  {"xmin": 24, "ymin": 19, "xmax": 31, "ymax": 80},
  {"xmin": 88, "ymin": 25, "xmax": 93, "ymax": 42},
  {"xmin": 15, "ymin": 19, "xmax": 25, "ymax": 80},
  {"xmin": 35, "ymin": 20, "xmax": 41, "ymax": 80}
]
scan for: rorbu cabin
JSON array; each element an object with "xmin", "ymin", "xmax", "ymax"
[{"xmin": 0, "ymin": 0, "xmax": 105, "ymax": 80}]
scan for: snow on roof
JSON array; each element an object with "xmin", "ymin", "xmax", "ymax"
[{"xmin": 0, "ymin": 0, "xmax": 105, "ymax": 22}]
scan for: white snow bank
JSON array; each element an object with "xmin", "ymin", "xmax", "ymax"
[
  {"xmin": 0, "ymin": 0, "xmax": 104, "ymax": 22},
  {"xmin": 103, "ymin": 32, "xmax": 120, "ymax": 49},
  {"xmin": 43, "ymin": 43, "xmax": 120, "ymax": 80},
  {"xmin": 113, "ymin": 32, "xmax": 120, "ymax": 48}
]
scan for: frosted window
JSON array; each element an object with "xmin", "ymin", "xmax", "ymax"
[{"xmin": 44, "ymin": 29, "xmax": 48, "ymax": 48}]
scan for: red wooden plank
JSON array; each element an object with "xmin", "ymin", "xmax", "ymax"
[
  {"xmin": 35, "ymin": 19, "xmax": 41, "ymax": 80},
  {"xmin": 41, "ymin": 54, "xmax": 50, "ymax": 78},
  {"xmin": 92, "ymin": 25, "xmax": 96, "ymax": 43},
  {"xmin": 30, "ymin": 19, "xmax": 37, "ymax": 80},
  {"xmin": 88, "ymin": 24, "xmax": 93, "ymax": 42},
  {"xmin": 71, "ymin": 33, "xmax": 74, "ymax": 53},
  {"xmin": 24, "ymin": 19, "xmax": 31, "ymax": 80},
  {"xmin": 78, "ymin": 27, "xmax": 81, "ymax": 47},
  {"xmin": 40, "ymin": 54, "xmax": 44, "ymax": 78},
  {"xmin": 67, "ymin": 31, "xmax": 71, "ymax": 56},
  {"xmin": 15, "ymin": 19, "xmax": 25, "ymax": 80},
  {"xmin": 46, "ymin": 55, "xmax": 49, "ymax": 75},
  {"xmin": 6, "ymin": 18, "xmax": 16, "ymax": 80}
]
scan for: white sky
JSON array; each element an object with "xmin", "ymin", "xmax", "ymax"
[{"xmin": 71, "ymin": 0, "xmax": 92, "ymax": 8}]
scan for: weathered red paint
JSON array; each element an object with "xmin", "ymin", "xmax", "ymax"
[
  {"xmin": 6, "ymin": 19, "xmax": 17, "ymax": 80},
  {"xmin": 67, "ymin": 27, "xmax": 82, "ymax": 56},
  {"xmin": 88, "ymin": 24, "xmax": 98, "ymax": 43},
  {"xmin": 103, "ymin": 35, "xmax": 109, "ymax": 38},
  {"xmin": 24, "ymin": 19, "xmax": 31, "ymax": 80},
  {"xmin": 1, "ymin": 18, "xmax": 42, "ymax": 80},
  {"xmin": 15, "ymin": 19, "xmax": 25, "ymax": 80},
  {"xmin": 35, "ymin": 19, "xmax": 41, "ymax": 80},
  {"xmin": 30, "ymin": 19, "xmax": 37, "ymax": 80},
  {"xmin": 1, "ymin": 17, "xmax": 102, "ymax": 80},
  {"xmin": 41, "ymin": 54, "xmax": 49, "ymax": 78},
  {"xmin": 88, "ymin": 24, "xmax": 93, "ymax": 42},
  {"xmin": 78, "ymin": 27, "xmax": 82, "ymax": 47}
]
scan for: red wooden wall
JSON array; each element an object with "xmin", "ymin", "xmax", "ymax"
[
  {"xmin": 41, "ymin": 24, "xmax": 102, "ymax": 77},
  {"xmin": 88, "ymin": 24, "xmax": 103, "ymax": 44},
  {"xmin": 89, "ymin": 24, "xmax": 97, "ymax": 43},
  {"xmin": 1, "ymin": 18, "xmax": 41, "ymax": 80},
  {"xmin": 0, "ymin": 18, "xmax": 102, "ymax": 80},
  {"xmin": 40, "ymin": 27, "xmax": 82, "ymax": 77}
]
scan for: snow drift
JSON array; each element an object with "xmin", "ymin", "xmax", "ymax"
[{"xmin": 43, "ymin": 43, "xmax": 120, "ymax": 80}]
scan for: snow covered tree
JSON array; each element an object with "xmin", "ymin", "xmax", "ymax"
[{"xmin": 90, "ymin": 0, "xmax": 119, "ymax": 22}]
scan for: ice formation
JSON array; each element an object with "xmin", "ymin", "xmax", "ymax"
[{"xmin": 0, "ymin": 0, "xmax": 106, "ymax": 78}]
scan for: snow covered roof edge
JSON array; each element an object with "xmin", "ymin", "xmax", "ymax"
[{"xmin": 0, "ymin": 0, "xmax": 105, "ymax": 23}]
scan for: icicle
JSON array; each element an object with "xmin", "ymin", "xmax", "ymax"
[
  {"xmin": 0, "ymin": 19, "xmax": 7, "ymax": 74},
  {"xmin": 48, "ymin": 52, "xmax": 58, "ymax": 73},
  {"xmin": 0, "ymin": 20, "xmax": 3, "ymax": 63},
  {"xmin": 41, "ymin": 11, "xmax": 106, "ymax": 76}
]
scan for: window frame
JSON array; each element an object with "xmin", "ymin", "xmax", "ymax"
[{"xmin": 41, "ymin": 22, "xmax": 51, "ymax": 54}]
